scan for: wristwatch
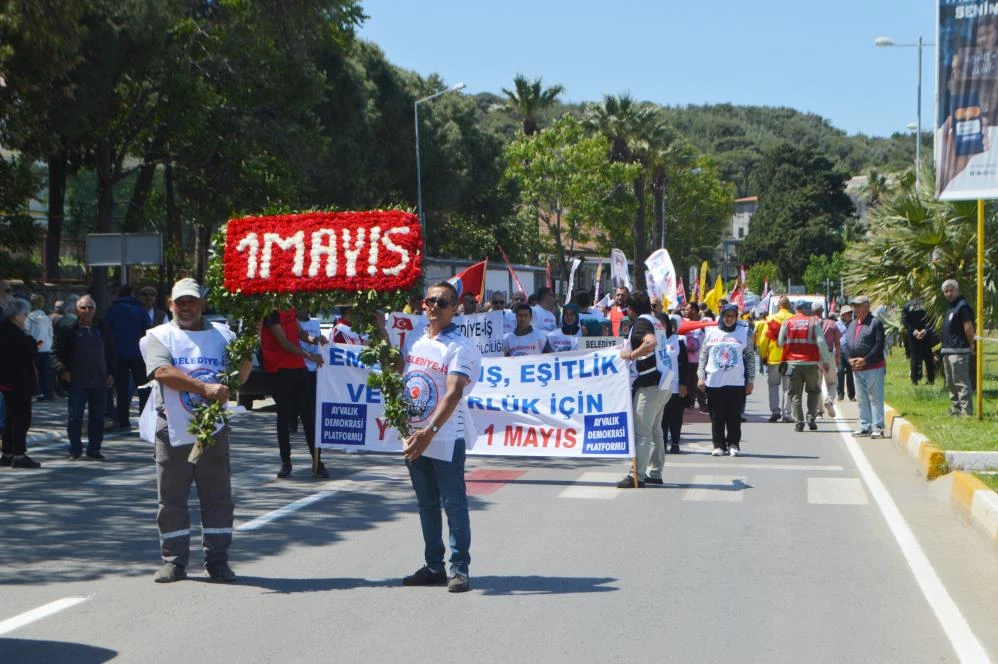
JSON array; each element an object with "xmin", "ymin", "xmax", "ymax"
[{"xmin": 429, "ymin": 424, "xmax": 440, "ymax": 433}]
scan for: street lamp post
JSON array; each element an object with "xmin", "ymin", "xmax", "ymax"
[
  {"xmin": 875, "ymin": 35, "xmax": 934, "ymax": 192},
  {"xmin": 415, "ymin": 82, "xmax": 466, "ymax": 234}
]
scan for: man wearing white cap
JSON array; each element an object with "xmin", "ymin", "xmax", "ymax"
[{"xmin": 140, "ymin": 278, "xmax": 251, "ymax": 583}]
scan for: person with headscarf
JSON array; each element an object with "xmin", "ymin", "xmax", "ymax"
[
  {"xmin": 697, "ymin": 304, "xmax": 755, "ymax": 456},
  {"xmin": 547, "ymin": 303, "xmax": 582, "ymax": 352}
]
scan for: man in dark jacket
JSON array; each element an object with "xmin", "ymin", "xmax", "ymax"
[
  {"xmin": 941, "ymin": 279, "xmax": 977, "ymax": 416},
  {"xmin": 901, "ymin": 298, "xmax": 937, "ymax": 385},
  {"xmin": 105, "ymin": 284, "xmax": 150, "ymax": 430},
  {"xmin": 52, "ymin": 294, "xmax": 115, "ymax": 460},
  {"xmin": 0, "ymin": 298, "xmax": 41, "ymax": 468},
  {"xmin": 844, "ymin": 295, "xmax": 886, "ymax": 438}
]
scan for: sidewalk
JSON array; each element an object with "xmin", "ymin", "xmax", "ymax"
[{"xmin": 22, "ymin": 394, "xmax": 130, "ymax": 451}]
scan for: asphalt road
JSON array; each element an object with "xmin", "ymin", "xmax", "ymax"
[{"xmin": 1, "ymin": 390, "xmax": 996, "ymax": 664}]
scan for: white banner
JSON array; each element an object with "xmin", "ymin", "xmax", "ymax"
[
  {"xmin": 385, "ymin": 311, "xmax": 504, "ymax": 356},
  {"xmin": 610, "ymin": 248, "xmax": 631, "ymax": 289},
  {"xmin": 564, "ymin": 258, "xmax": 582, "ymax": 305},
  {"xmin": 580, "ymin": 336, "xmax": 626, "ymax": 351},
  {"xmin": 645, "ymin": 248, "xmax": 677, "ymax": 308},
  {"xmin": 315, "ymin": 344, "xmax": 634, "ymax": 458}
]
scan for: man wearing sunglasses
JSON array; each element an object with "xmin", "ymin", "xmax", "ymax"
[{"xmin": 400, "ymin": 282, "xmax": 482, "ymax": 594}]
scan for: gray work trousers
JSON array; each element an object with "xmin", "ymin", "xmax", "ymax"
[
  {"xmin": 766, "ymin": 365, "xmax": 790, "ymax": 418},
  {"xmin": 156, "ymin": 421, "xmax": 233, "ymax": 567},
  {"xmin": 787, "ymin": 364, "xmax": 822, "ymax": 424},
  {"xmin": 943, "ymin": 353, "xmax": 974, "ymax": 416}
]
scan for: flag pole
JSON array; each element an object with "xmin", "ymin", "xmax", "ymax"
[{"xmin": 977, "ymin": 199, "xmax": 984, "ymax": 421}]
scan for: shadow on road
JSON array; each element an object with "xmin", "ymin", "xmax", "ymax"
[
  {"xmin": 0, "ymin": 639, "xmax": 116, "ymax": 663},
  {"xmin": 473, "ymin": 574, "xmax": 618, "ymax": 596}
]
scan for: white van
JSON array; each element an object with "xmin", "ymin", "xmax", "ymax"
[{"xmin": 768, "ymin": 294, "xmax": 827, "ymax": 316}]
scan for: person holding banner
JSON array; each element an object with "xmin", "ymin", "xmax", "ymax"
[
  {"xmin": 697, "ymin": 304, "xmax": 755, "ymax": 456},
  {"xmin": 504, "ymin": 304, "xmax": 552, "ymax": 356},
  {"xmin": 140, "ymin": 278, "xmax": 252, "ymax": 583},
  {"xmin": 400, "ymin": 282, "xmax": 482, "ymax": 594},
  {"xmin": 616, "ymin": 290, "xmax": 671, "ymax": 488},
  {"xmin": 547, "ymin": 304, "xmax": 583, "ymax": 352},
  {"xmin": 531, "ymin": 287, "xmax": 558, "ymax": 332}
]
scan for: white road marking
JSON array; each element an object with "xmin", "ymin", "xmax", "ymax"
[
  {"xmin": 558, "ymin": 472, "xmax": 621, "ymax": 499},
  {"xmin": 807, "ymin": 477, "xmax": 868, "ymax": 505},
  {"xmin": 667, "ymin": 462, "xmax": 843, "ymax": 472},
  {"xmin": 834, "ymin": 420, "xmax": 991, "ymax": 663},
  {"xmin": 236, "ymin": 491, "xmax": 337, "ymax": 531},
  {"xmin": 0, "ymin": 597, "xmax": 89, "ymax": 636},
  {"xmin": 682, "ymin": 475, "xmax": 749, "ymax": 502}
]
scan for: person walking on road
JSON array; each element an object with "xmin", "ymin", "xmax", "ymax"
[
  {"xmin": 940, "ymin": 279, "xmax": 977, "ymax": 416},
  {"xmin": 759, "ymin": 295, "xmax": 794, "ymax": 422},
  {"xmin": 140, "ymin": 278, "xmax": 251, "ymax": 584},
  {"xmin": 105, "ymin": 284, "xmax": 151, "ymax": 431},
  {"xmin": 779, "ymin": 301, "xmax": 833, "ymax": 432},
  {"xmin": 812, "ymin": 304, "xmax": 841, "ymax": 418},
  {"xmin": 698, "ymin": 304, "xmax": 755, "ymax": 456},
  {"xmin": 400, "ymin": 281, "xmax": 482, "ymax": 593},
  {"xmin": 845, "ymin": 295, "xmax": 887, "ymax": 438},
  {"xmin": 0, "ymin": 298, "xmax": 41, "ymax": 468},
  {"xmin": 51, "ymin": 295, "xmax": 115, "ymax": 460},
  {"xmin": 836, "ymin": 306, "xmax": 856, "ymax": 401}
]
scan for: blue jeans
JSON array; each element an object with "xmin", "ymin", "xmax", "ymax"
[
  {"xmin": 68, "ymin": 385, "xmax": 107, "ymax": 456},
  {"xmin": 406, "ymin": 439, "xmax": 470, "ymax": 574},
  {"xmin": 854, "ymin": 366, "xmax": 885, "ymax": 431},
  {"xmin": 36, "ymin": 352, "xmax": 51, "ymax": 399}
]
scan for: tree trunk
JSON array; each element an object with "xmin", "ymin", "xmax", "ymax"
[
  {"xmin": 92, "ymin": 137, "xmax": 115, "ymax": 310},
  {"xmin": 652, "ymin": 171, "xmax": 666, "ymax": 251},
  {"xmin": 632, "ymin": 176, "xmax": 647, "ymax": 291},
  {"xmin": 44, "ymin": 143, "xmax": 68, "ymax": 281},
  {"xmin": 124, "ymin": 125, "xmax": 166, "ymax": 232},
  {"xmin": 164, "ymin": 160, "xmax": 178, "ymax": 286}
]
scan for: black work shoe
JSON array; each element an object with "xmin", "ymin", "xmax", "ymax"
[
  {"xmin": 11, "ymin": 455, "xmax": 41, "ymax": 468},
  {"xmin": 85, "ymin": 451, "xmax": 106, "ymax": 461},
  {"xmin": 448, "ymin": 570, "xmax": 471, "ymax": 593},
  {"xmin": 807, "ymin": 421, "xmax": 818, "ymax": 431},
  {"xmin": 794, "ymin": 423, "xmax": 805, "ymax": 433},
  {"xmin": 205, "ymin": 561, "xmax": 236, "ymax": 583},
  {"xmin": 276, "ymin": 463, "xmax": 292, "ymax": 479},
  {"xmin": 154, "ymin": 562, "xmax": 187, "ymax": 583},
  {"xmin": 67, "ymin": 453, "xmax": 81, "ymax": 461},
  {"xmin": 402, "ymin": 566, "xmax": 447, "ymax": 586},
  {"xmin": 615, "ymin": 476, "xmax": 645, "ymax": 488},
  {"xmin": 0, "ymin": 454, "xmax": 12, "ymax": 467},
  {"xmin": 312, "ymin": 462, "xmax": 329, "ymax": 479},
  {"xmin": 669, "ymin": 444, "xmax": 680, "ymax": 454},
  {"xmin": 768, "ymin": 414, "xmax": 779, "ymax": 422},
  {"xmin": 644, "ymin": 476, "xmax": 664, "ymax": 485}
]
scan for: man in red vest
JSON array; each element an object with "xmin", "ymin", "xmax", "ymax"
[{"xmin": 778, "ymin": 301, "xmax": 832, "ymax": 432}]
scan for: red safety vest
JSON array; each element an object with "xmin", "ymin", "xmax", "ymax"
[
  {"xmin": 260, "ymin": 308, "xmax": 305, "ymax": 372},
  {"xmin": 782, "ymin": 314, "xmax": 820, "ymax": 362}
]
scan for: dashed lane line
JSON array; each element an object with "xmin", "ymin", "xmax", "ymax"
[{"xmin": 0, "ymin": 597, "xmax": 89, "ymax": 636}]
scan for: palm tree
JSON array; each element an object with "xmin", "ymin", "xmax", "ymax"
[{"xmin": 501, "ymin": 74, "xmax": 564, "ymax": 136}]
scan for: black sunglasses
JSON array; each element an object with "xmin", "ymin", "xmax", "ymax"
[
  {"xmin": 424, "ymin": 296, "xmax": 453, "ymax": 308},
  {"xmin": 492, "ymin": 300, "xmax": 505, "ymax": 305}
]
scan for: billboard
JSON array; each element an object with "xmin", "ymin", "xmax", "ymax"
[{"xmin": 936, "ymin": 1, "xmax": 998, "ymax": 199}]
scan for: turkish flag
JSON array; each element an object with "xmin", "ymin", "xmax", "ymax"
[{"xmin": 448, "ymin": 260, "xmax": 487, "ymax": 302}]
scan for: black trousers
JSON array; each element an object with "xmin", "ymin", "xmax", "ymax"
[
  {"xmin": 271, "ymin": 368, "xmax": 316, "ymax": 464},
  {"xmin": 1, "ymin": 390, "xmax": 32, "ymax": 456},
  {"xmin": 661, "ymin": 391, "xmax": 685, "ymax": 446},
  {"xmin": 116, "ymin": 358, "xmax": 150, "ymax": 427},
  {"xmin": 706, "ymin": 386, "xmax": 745, "ymax": 449},
  {"xmin": 908, "ymin": 339, "xmax": 936, "ymax": 385}
]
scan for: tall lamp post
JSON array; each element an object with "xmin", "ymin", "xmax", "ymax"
[
  {"xmin": 415, "ymin": 82, "xmax": 466, "ymax": 234},
  {"xmin": 875, "ymin": 35, "xmax": 934, "ymax": 192}
]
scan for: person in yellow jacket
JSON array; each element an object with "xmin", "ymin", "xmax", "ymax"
[{"xmin": 757, "ymin": 295, "xmax": 794, "ymax": 422}]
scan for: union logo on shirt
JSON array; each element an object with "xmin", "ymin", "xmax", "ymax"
[
  {"xmin": 711, "ymin": 343, "xmax": 739, "ymax": 371},
  {"xmin": 179, "ymin": 368, "xmax": 221, "ymax": 414},
  {"xmin": 403, "ymin": 370, "xmax": 437, "ymax": 423}
]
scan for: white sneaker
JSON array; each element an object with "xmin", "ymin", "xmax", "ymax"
[
  {"xmin": 711, "ymin": 448, "xmax": 725, "ymax": 456},
  {"xmin": 825, "ymin": 404, "xmax": 836, "ymax": 418},
  {"xmin": 870, "ymin": 428, "xmax": 885, "ymax": 439},
  {"xmin": 728, "ymin": 446, "xmax": 740, "ymax": 457}
]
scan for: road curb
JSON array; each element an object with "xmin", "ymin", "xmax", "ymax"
[{"xmin": 884, "ymin": 404, "xmax": 998, "ymax": 542}]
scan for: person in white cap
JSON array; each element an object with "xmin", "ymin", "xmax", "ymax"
[{"xmin": 140, "ymin": 278, "xmax": 251, "ymax": 583}]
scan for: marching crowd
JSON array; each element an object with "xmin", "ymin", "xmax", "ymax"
[{"xmin": 0, "ymin": 274, "xmax": 980, "ymax": 590}]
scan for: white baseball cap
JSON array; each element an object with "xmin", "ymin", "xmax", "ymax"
[{"xmin": 171, "ymin": 278, "xmax": 202, "ymax": 301}]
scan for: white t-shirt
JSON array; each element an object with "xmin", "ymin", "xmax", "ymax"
[
  {"xmin": 403, "ymin": 323, "xmax": 482, "ymax": 449},
  {"xmin": 503, "ymin": 329, "xmax": 550, "ymax": 356},
  {"xmin": 502, "ymin": 309, "xmax": 516, "ymax": 335},
  {"xmin": 546, "ymin": 329, "xmax": 580, "ymax": 352},
  {"xmin": 531, "ymin": 305, "xmax": 557, "ymax": 332}
]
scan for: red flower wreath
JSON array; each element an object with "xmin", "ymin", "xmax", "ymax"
[{"xmin": 223, "ymin": 210, "xmax": 423, "ymax": 295}]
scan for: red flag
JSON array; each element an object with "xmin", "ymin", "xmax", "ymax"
[
  {"xmin": 545, "ymin": 256, "xmax": 552, "ymax": 289},
  {"xmin": 676, "ymin": 277, "xmax": 687, "ymax": 306},
  {"xmin": 730, "ymin": 283, "xmax": 745, "ymax": 313},
  {"xmin": 497, "ymin": 244, "xmax": 527, "ymax": 295},
  {"xmin": 692, "ymin": 277, "xmax": 700, "ymax": 304},
  {"xmin": 762, "ymin": 277, "xmax": 770, "ymax": 298},
  {"xmin": 448, "ymin": 260, "xmax": 487, "ymax": 302}
]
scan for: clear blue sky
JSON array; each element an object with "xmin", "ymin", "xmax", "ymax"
[{"xmin": 357, "ymin": 0, "xmax": 938, "ymax": 138}]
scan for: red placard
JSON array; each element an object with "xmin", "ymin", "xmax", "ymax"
[{"xmin": 223, "ymin": 210, "xmax": 423, "ymax": 295}]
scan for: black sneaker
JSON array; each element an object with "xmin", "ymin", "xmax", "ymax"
[
  {"xmin": 615, "ymin": 476, "xmax": 645, "ymax": 488},
  {"xmin": 154, "ymin": 562, "xmax": 187, "ymax": 583},
  {"xmin": 11, "ymin": 455, "xmax": 41, "ymax": 468},
  {"xmin": 644, "ymin": 476, "xmax": 664, "ymax": 485},
  {"xmin": 276, "ymin": 463, "xmax": 292, "ymax": 479},
  {"xmin": 0, "ymin": 454, "xmax": 12, "ymax": 467},
  {"xmin": 807, "ymin": 421, "xmax": 818, "ymax": 431},
  {"xmin": 448, "ymin": 570, "xmax": 471, "ymax": 593},
  {"xmin": 85, "ymin": 451, "xmax": 106, "ymax": 461},
  {"xmin": 67, "ymin": 452, "xmax": 82, "ymax": 461},
  {"xmin": 794, "ymin": 423, "xmax": 805, "ymax": 433},
  {"xmin": 768, "ymin": 414, "xmax": 779, "ymax": 423},
  {"xmin": 402, "ymin": 565, "xmax": 447, "ymax": 586},
  {"xmin": 312, "ymin": 462, "xmax": 329, "ymax": 479},
  {"xmin": 205, "ymin": 561, "xmax": 236, "ymax": 583}
]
